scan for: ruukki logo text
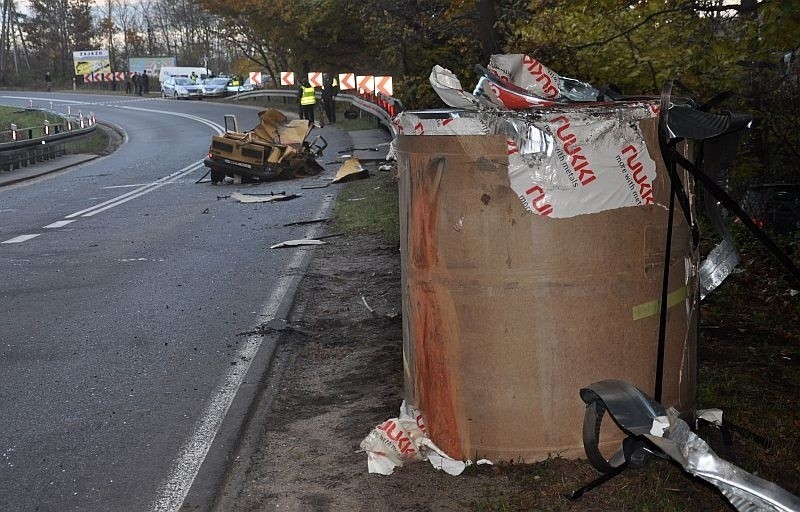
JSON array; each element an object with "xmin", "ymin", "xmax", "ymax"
[
  {"xmin": 376, "ymin": 419, "xmax": 418, "ymax": 459},
  {"xmin": 523, "ymin": 55, "xmax": 559, "ymax": 99},
  {"xmin": 508, "ymin": 139, "xmax": 554, "ymax": 216},
  {"xmin": 617, "ymin": 144, "xmax": 654, "ymax": 205},
  {"xmin": 552, "ymin": 116, "xmax": 597, "ymax": 187}
]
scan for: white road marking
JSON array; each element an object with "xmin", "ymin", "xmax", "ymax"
[
  {"xmin": 64, "ymin": 161, "xmax": 204, "ymax": 219},
  {"xmin": 103, "ymin": 183, "xmax": 167, "ymax": 189},
  {"xmin": 2, "ymin": 234, "xmax": 41, "ymax": 244},
  {"xmin": 81, "ymin": 165, "xmax": 203, "ymax": 217},
  {"xmin": 148, "ymin": 194, "xmax": 334, "ymax": 512},
  {"xmin": 102, "ymin": 180, "xmax": 189, "ymax": 189},
  {"xmin": 0, "ymin": 98, "xmax": 224, "ymax": 247},
  {"xmin": 43, "ymin": 220, "xmax": 76, "ymax": 228}
]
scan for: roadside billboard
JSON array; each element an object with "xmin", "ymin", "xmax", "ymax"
[
  {"xmin": 129, "ymin": 56, "xmax": 176, "ymax": 76},
  {"xmin": 73, "ymin": 50, "xmax": 111, "ymax": 76}
]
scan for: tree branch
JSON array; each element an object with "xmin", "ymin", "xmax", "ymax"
[{"xmin": 566, "ymin": 5, "xmax": 690, "ymax": 50}]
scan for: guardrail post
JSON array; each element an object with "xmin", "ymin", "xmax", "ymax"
[
  {"xmin": 10, "ymin": 123, "xmax": 17, "ymax": 141},
  {"xmin": 44, "ymin": 120, "xmax": 50, "ymax": 136}
]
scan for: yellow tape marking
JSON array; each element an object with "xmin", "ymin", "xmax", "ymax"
[{"xmin": 632, "ymin": 285, "xmax": 688, "ymax": 321}]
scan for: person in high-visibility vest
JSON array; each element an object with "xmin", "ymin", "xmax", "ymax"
[
  {"xmin": 321, "ymin": 73, "xmax": 339, "ymax": 124},
  {"xmin": 298, "ymin": 78, "xmax": 316, "ymax": 126}
]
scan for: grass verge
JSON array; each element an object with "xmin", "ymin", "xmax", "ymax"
[
  {"xmin": 0, "ymin": 104, "xmax": 110, "ymax": 155},
  {"xmin": 330, "ymin": 161, "xmax": 399, "ymax": 247}
]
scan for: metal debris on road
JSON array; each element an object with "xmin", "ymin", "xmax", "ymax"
[{"xmin": 231, "ymin": 191, "xmax": 301, "ymax": 203}]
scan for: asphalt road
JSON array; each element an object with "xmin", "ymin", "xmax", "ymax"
[{"xmin": 0, "ymin": 91, "xmax": 353, "ymax": 511}]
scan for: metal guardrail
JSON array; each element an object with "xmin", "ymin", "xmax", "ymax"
[
  {"xmin": 224, "ymin": 89, "xmax": 403, "ymax": 132},
  {"xmin": 0, "ymin": 107, "xmax": 97, "ymax": 173}
]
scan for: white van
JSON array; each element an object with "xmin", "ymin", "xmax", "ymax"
[{"xmin": 158, "ymin": 66, "xmax": 211, "ymax": 83}]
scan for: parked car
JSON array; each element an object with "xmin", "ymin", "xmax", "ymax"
[
  {"xmin": 202, "ymin": 77, "xmax": 231, "ymax": 97},
  {"xmin": 226, "ymin": 78, "xmax": 256, "ymax": 94},
  {"xmin": 740, "ymin": 183, "xmax": 800, "ymax": 234},
  {"xmin": 161, "ymin": 77, "xmax": 203, "ymax": 100}
]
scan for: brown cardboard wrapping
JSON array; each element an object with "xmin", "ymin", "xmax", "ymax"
[{"xmin": 396, "ymin": 118, "xmax": 698, "ymax": 461}]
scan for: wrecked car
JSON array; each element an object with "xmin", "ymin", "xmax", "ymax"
[{"xmin": 203, "ymin": 109, "xmax": 326, "ymax": 184}]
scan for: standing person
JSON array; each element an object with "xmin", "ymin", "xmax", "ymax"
[
  {"xmin": 321, "ymin": 73, "xmax": 338, "ymax": 124},
  {"xmin": 45, "ymin": 71, "xmax": 51, "ymax": 92},
  {"xmin": 132, "ymin": 72, "xmax": 140, "ymax": 95},
  {"xmin": 125, "ymin": 73, "xmax": 132, "ymax": 94},
  {"xmin": 298, "ymin": 78, "xmax": 316, "ymax": 127},
  {"xmin": 141, "ymin": 70, "xmax": 149, "ymax": 95},
  {"xmin": 190, "ymin": 71, "xmax": 197, "ymax": 83}
]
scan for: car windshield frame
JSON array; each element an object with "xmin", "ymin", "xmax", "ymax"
[
  {"xmin": 208, "ymin": 78, "xmax": 229, "ymax": 86},
  {"xmin": 174, "ymin": 78, "xmax": 192, "ymax": 85}
]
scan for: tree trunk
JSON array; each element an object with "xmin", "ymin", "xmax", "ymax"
[{"xmin": 475, "ymin": 0, "xmax": 500, "ymax": 62}]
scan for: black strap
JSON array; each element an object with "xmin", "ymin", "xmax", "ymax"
[
  {"xmin": 653, "ymin": 81, "xmax": 679, "ymax": 403},
  {"xmin": 665, "ymin": 145, "xmax": 800, "ymax": 285}
]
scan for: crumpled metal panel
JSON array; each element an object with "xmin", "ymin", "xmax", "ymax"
[
  {"xmin": 646, "ymin": 409, "xmax": 800, "ymax": 512},
  {"xmin": 698, "ymin": 188, "xmax": 741, "ymax": 300},
  {"xmin": 581, "ymin": 380, "xmax": 800, "ymax": 512}
]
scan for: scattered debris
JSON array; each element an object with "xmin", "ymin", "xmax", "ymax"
[
  {"xmin": 361, "ymin": 296, "xmax": 374, "ymax": 313},
  {"xmin": 269, "ymin": 239, "xmax": 326, "ymax": 249},
  {"xmin": 201, "ymin": 208, "xmax": 209, "ymax": 214},
  {"xmin": 570, "ymin": 380, "xmax": 800, "ymax": 511},
  {"xmin": 332, "ymin": 157, "xmax": 369, "ymax": 183},
  {"xmin": 300, "ymin": 182, "xmax": 331, "ymax": 190},
  {"xmin": 231, "ymin": 191, "xmax": 301, "ymax": 203},
  {"xmin": 282, "ymin": 218, "xmax": 328, "ymax": 227},
  {"xmin": 360, "ymin": 401, "xmax": 469, "ymax": 476}
]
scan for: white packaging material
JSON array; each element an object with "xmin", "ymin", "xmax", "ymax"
[
  {"xmin": 488, "ymin": 54, "xmax": 599, "ymax": 102},
  {"xmin": 650, "ymin": 415, "xmax": 671, "ymax": 437},
  {"xmin": 428, "ymin": 65, "xmax": 479, "ymax": 109},
  {"xmin": 489, "ymin": 54, "xmax": 562, "ymax": 100},
  {"xmin": 507, "ymin": 109, "xmax": 660, "ymax": 218},
  {"xmin": 696, "ymin": 408, "xmax": 724, "ymax": 426},
  {"xmin": 394, "ymin": 112, "xmax": 491, "ymax": 137},
  {"xmin": 360, "ymin": 401, "xmax": 469, "ymax": 476},
  {"xmin": 396, "ymin": 104, "xmax": 661, "ymax": 218}
]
